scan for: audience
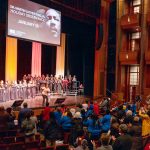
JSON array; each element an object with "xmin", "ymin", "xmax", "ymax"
[{"xmin": 1, "ymin": 97, "xmax": 150, "ymax": 150}]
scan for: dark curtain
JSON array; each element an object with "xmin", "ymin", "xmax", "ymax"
[
  {"xmin": 63, "ymin": 16, "xmax": 95, "ymax": 96},
  {"xmin": 0, "ymin": 29, "xmax": 6, "ymax": 80},
  {"xmin": 41, "ymin": 44, "xmax": 56, "ymax": 75},
  {"xmin": 106, "ymin": 1, "xmax": 116, "ymax": 97},
  {"xmin": 17, "ymin": 40, "xmax": 32, "ymax": 81}
]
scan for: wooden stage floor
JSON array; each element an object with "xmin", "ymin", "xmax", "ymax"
[{"xmin": 0, "ymin": 94, "xmax": 86, "ymax": 109}]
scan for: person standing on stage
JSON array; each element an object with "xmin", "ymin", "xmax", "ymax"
[{"xmin": 41, "ymin": 84, "xmax": 50, "ymax": 106}]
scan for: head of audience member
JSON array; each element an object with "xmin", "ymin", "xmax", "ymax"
[
  {"xmin": 76, "ymin": 103, "xmax": 82, "ymax": 109},
  {"xmin": 119, "ymin": 124, "xmax": 128, "ymax": 134},
  {"xmin": 100, "ymin": 133, "xmax": 111, "ymax": 146},
  {"xmin": 45, "ymin": 9, "xmax": 61, "ymax": 38},
  {"xmin": 67, "ymin": 111, "xmax": 73, "ymax": 118},
  {"xmin": 74, "ymin": 112, "xmax": 82, "ymax": 119},
  {"xmin": 126, "ymin": 110, "xmax": 133, "ymax": 116},
  {"xmin": 70, "ymin": 108, "xmax": 76, "ymax": 116},
  {"xmin": 23, "ymin": 102, "xmax": 28, "ymax": 108},
  {"xmin": 132, "ymin": 116, "xmax": 140, "ymax": 125},
  {"xmin": 80, "ymin": 139, "xmax": 88, "ymax": 150}
]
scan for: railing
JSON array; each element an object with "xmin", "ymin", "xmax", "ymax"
[
  {"xmin": 120, "ymin": 13, "xmax": 140, "ymax": 31},
  {"xmin": 119, "ymin": 50, "xmax": 140, "ymax": 65}
]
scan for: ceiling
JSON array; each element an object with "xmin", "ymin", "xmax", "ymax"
[{"xmin": 30, "ymin": 0, "xmax": 101, "ymax": 24}]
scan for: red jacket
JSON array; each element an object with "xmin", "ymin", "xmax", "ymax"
[
  {"xmin": 43, "ymin": 107, "xmax": 51, "ymax": 121},
  {"xmin": 93, "ymin": 103, "xmax": 99, "ymax": 115}
]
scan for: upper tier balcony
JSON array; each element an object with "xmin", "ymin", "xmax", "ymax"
[
  {"xmin": 119, "ymin": 50, "xmax": 140, "ymax": 65},
  {"xmin": 145, "ymin": 50, "xmax": 150, "ymax": 64},
  {"xmin": 120, "ymin": 13, "xmax": 141, "ymax": 32},
  {"xmin": 147, "ymin": 12, "xmax": 150, "ymax": 26}
]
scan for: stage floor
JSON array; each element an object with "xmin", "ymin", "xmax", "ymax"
[{"xmin": 0, "ymin": 94, "xmax": 86, "ymax": 109}]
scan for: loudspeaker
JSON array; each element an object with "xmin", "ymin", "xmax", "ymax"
[
  {"xmin": 96, "ymin": 23, "xmax": 103, "ymax": 50},
  {"xmin": 55, "ymin": 97, "xmax": 66, "ymax": 104},
  {"xmin": 11, "ymin": 99, "xmax": 24, "ymax": 109}
]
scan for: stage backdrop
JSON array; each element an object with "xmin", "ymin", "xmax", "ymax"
[{"xmin": 6, "ymin": 37, "xmax": 17, "ymax": 81}]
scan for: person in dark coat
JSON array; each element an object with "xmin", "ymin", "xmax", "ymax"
[
  {"xmin": 0, "ymin": 106, "xmax": 9, "ymax": 130},
  {"xmin": 44, "ymin": 112, "xmax": 62, "ymax": 146},
  {"xmin": 113, "ymin": 124, "xmax": 133, "ymax": 150}
]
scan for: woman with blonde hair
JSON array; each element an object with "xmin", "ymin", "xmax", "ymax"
[{"xmin": 139, "ymin": 107, "xmax": 150, "ymax": 146}]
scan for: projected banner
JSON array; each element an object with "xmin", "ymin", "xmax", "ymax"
[{"xmin": 8, "ymin": 0, "xmax": 61, "ymax": 45}]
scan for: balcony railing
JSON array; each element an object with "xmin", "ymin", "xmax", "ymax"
[
  {"xmin": 120, "ymin": 13, "xmax": 141, "ymax": 31},
  {"xmin": 145, "ymin": 50, "xmax": 150, "ymax": 64},
  {"xmin": 119, "ymin": 50, "xmax": 140, "ymax": 65},
  {"xmin": 147, "ymin": 12, "xmax": 150, "ymax": 26}
]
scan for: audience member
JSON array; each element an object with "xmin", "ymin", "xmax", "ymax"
[
  {"xmin": 18, "ymin": 102, "xmax": 32, "ymax": 127},
  {"xmin": 113, "ymin": 124, "xmax": 133, "ymax": 150},
  {"xmin": 96, "ymin": 133, "xmax": 112, "ymax": 150},
  {"xmin": 21, "ymin": 112, "xmax": 35, "ymax": 142},
  {"xmin": 0, "ymin": 106, "xmax": 9, "ymax": 130}
]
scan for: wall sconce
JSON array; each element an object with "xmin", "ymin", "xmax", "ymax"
[
  {"xmin": 127, "ymin": 16, "xmax": 130, "ymax": 23},
  {"xmin": 126, "ymin": 54, "xmax": 129, "ymax": 59}
]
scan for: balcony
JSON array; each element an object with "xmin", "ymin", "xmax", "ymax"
[
  {"xmin": 119, "ymin": 50, "xmax": 139, "ymax": 65},
  {"xmin": 120, "ymin": 13, "xmax": 141, "ymax": 32},
  {"xmin": 147, "ymin": 13, "xmax": 150, "ymax": 26},
  {"xmin": 145, "ymin": 50, "xmax": 150, "ymax": 64}
]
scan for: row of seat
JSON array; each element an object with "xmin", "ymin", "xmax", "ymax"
[{"xmin": 0, "ymin": 142, "xmax": 69, "ymax": 150}]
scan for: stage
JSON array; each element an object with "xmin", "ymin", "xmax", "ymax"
[{"xmin": 0, "ymin": 94, "xmax": 86, "ymax": 109}]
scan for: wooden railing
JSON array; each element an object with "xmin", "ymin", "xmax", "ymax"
[
  {"xmin": 145, "ymin": 50, "xmax": 150, "ymax": 64},
  {"xmin": 120, "ymin": 13, "xmax": 140, "ymax": 31},
  {"xmin": 147, "ymin": 12, "xmax": 150, "ymax": 26},
  {"xmin": 119, "ymin": 50, "xmax": 140, "ymax": 65}
]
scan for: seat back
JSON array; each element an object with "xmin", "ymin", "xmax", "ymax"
[{"xmin": 55, "ymin": 144, "xmax": 69, "ymax": 150}]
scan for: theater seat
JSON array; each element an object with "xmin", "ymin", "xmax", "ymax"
[{"xmin": 55, "ymin": 144, "xmax": 69, "ymax": 150}]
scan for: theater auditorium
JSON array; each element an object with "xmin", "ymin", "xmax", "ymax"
[{"xmin": 0, "ymin": 0, "xmax": 150, "ymax": 150}]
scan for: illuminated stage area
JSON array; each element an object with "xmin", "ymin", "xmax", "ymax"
[{"xmin": 0, "ymin": 95, "xmax": 85, "ymax": 109}]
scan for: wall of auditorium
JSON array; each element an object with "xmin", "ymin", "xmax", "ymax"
[
  {"xmin": 94, "ymin": 0, "xmax": 110, "ymax": 97},
  {"xmin": 116, "ymin": 0, "xmax": 150, "ymax": 101}
]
